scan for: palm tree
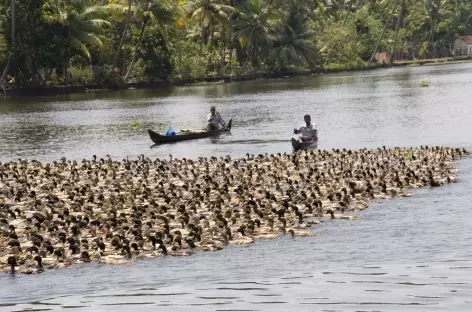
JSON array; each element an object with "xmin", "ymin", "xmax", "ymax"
[
  {"xmin": 422, "ymin": 0, "xmax": 441, "ymax": 57},
  {"xmin": 233, "ymin": 0, "xmax": 274, "ymax": 67},
  {"xmin": 404, "ymin": 0, "xmax": 445, "ymax": 57},
  {"xmin": 271, "ymin": 4, "xmax": 317, "ymax": 69},
  {"xmin": 112, "ymin": 0, "xmax": 133, "ymax": 68},
  {"xmin": 339, "ymin": 0, "xmax": 357, "ymax": 26},
  {"xmin": 316, "ymin": 0, "xmax": 353, "ymax": 23},
  {"xmin": 42, "ymin": 0, "xmax": 111, "ymax": 80},
  {"xmin": 187, "ymin": 0, "xmax": 237, "ymax": 53},
  {"xmin": 0, "ymin": 0, "xmax": 15, "ymax": 92},
  {"xmin": 440, "ymin": 0, "xmax": 472, "ymax": 42},
  {"xmin": 388, "ymin": 0, "xmax": 414, "ymax": 64},
  {"xmin": 123, "ymin": 0, "xmax": 181, "ymax": 81},
  {"xmin": 369, "ymin": 0, "xmax": 399, "ymax": 62}
]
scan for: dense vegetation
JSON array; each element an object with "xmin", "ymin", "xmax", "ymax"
[{"xmin": 0, "ymin": 0, "xmax": 471, "ymax": 88}]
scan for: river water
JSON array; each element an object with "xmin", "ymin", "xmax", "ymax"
[{"xmin": 1, "ymin": 63, "xmax": 472, "ymax": 311}]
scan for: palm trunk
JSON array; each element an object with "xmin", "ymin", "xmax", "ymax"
[
  {"xmin": 369, "ymin": 0, "xmax": 398, "ymax": 62},
  {"xmin": 178, "ymin": 40, "xmax": 183, "ymax": 77},
  {"xmin": 229, "ymin": 47, "xmax": 233, "ymax": 74},
  {"xmin": 210, "ymin": 18, "xmax": 214, "ymax": 49},
  {"xmin": 430, "ymin": 22, "xmax": 436, "ymax": 58},
  {"xmin": 0, "ymin": 0, "xmax": 16, "ymax": 93},
  {"xmin": 207, "ymin": 17, "xmax": 215, "ymax": 74},
  {"xmin": 199, "ymin": 11, "xmax": 207, "ymax": 53},
  {"xmin": 341, "ymin": 3, "xmax": 352, "ymax": 26},
  {"xmin": 200, "ymin": 28, "xmax": 205, "ymax": 54},
  {"xmin": 388, "ymin": 0, "xmax": 404, "ymax": 65},
  {"xmin": 124, "ymin": 18, "xmax": 149, "ymax": 82},
  {"xmin": 63, "ymin": 59, "xmax": 69, "ymax": 84},
  {"xmin": 64, "ymin": 28, "xmax": 72, "ymax": 84},
  {"xmin": 251, "ymin": 45, "xmax": 257, "ymax": 69},
  {"xmin": 220, "ymin": 26, "xmax": 226, "ymax": 73},
  {"xmin": 114, "ymin": 0, "xmax": 133, "ymax": 69}
]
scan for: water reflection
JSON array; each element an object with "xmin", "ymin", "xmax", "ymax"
[{"xmin": 2, "ymin": 63, "xmax": 470, "ymax": 162}]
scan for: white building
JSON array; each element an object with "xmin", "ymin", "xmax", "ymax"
[{"xmin": 453, "ymin": 36, "xmax": 472, "ymax": 56}]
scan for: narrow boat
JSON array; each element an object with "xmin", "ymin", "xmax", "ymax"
[
  {"xmin": 148, "ymin": 118, "xmax": 232, "ymax": 144},
  {"xmin": 291, "ymin": 137, "xmax": 318, "ymax": 152}
]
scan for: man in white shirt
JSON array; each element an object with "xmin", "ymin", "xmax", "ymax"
[
  {"xmin": 207, "ymin": 106, "xmax": 226, "ymax": 131},
  {"xmin": 294, "ymin": 114, "xmax": 318, "ymax": 141}
]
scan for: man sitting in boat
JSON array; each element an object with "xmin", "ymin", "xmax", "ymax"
[
  {"xmin": 207, "ymin": 106, "xmax": 226, "ymax": 131},
  {"xmin": 294, "ymin": 114, "xmax": 318, "ymax": 142}
]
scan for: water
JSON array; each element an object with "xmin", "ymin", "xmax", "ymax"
[
  {"xmin": 1, "ymin": 63, "xmax": 472, "ymax": 311},
  {"xmin": 2, "ymin": 63, "xmax": 472, "ymax": 162}
]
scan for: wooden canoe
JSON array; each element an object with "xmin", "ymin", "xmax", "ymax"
[
  {"xmin": 148, "ymin": 118, "xmax": 232, "ymax": 144},
  {"xmin": 291, "ymin": 137, "xmax": 318, "ymax": 152}
]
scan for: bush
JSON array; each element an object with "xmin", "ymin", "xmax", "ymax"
[
  {"xmin": 136, "ymin": 31, "xmax": 173, "ymax": 82},
  {"xmin": 92, "ymin": 64, "xmax": 123, "ymax": 86},
  {"xmin": 68, "ymin": 66, "xmax": 93, "ymax": 85},
  {"xmin": 230, "ymin": 62, "xmax": 254, "ymax": 77},
  {"xmin": 170, "ymin": 40, "xmax": 208, "ymax": 80}
]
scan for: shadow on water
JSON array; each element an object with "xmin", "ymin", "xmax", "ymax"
[
  {"xmin": 150, "ymin": 138, "xmax": 291, "ymax": 150},
  {"xmin": 218, "ymin": 139, "xmax": 291, "ymax": 145}
]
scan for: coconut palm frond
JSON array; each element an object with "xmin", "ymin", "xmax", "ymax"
[
  {"xmin": 74, "ymin": 30, "xmax": 105, "ymax": 49},
  {"xmin": 70, "ymin": 37, "xmax": 91, "ymax": 60}
]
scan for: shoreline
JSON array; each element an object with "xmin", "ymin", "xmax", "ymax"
[
  {"xmin": 2, "ymin": 56, "xmax": 471, "ymax": 98},
  {"xmin": 0, "ymin": 146, "xmax": 470, "ymax": 274}
]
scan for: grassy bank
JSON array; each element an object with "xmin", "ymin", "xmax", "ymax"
[
  {"xmin": 393, "ymin": 55, "xmax": 472, "ymax": 67},
  {"xmin": 1, "ymin": 56, "xmax": 471, "ymax": 98}
]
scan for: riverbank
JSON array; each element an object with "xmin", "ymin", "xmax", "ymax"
[
  {"xmin": 2, "ymin": 56, "xmax": 471, "ymax": 98},
  {"xmin": 0, "ymin": 146, "xmax": 469, "ymax": 274},
  {"xmin": 0, "ymin": 65, "xmax": 385, "ymax": 98},
  {"xmin": 394, "ymin": 55, "xmax": 472, "ymax": 66}
]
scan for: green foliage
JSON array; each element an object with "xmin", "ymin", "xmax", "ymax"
[
  {"xmin": 352, "ymin": 6, "xmax": 387, "ymax": 60},
  {"xmin": 270, "ymin": 3, "xmax": 317, "ymax": 70},
  {"xmin": 3, "ymin": 0, "xmax": 64, "ymax": 86},
  {"xmin": 170, "ymin": 38, "xmax": 208, "ymax": 79},
  {"xmin": 419, "ymin": 79, "xmax": 431, "ymax": 87},
  {"xmin": 128, "ymin": 120, "xmax": 143, "ymax": 128},
  {"xmin": 1, "ymin": 0, "xmax": 472, "ymax": 88},
  {"xmin": 317, "ymin": 23, "xmax": 360, "ymax": 66},
  {"xmin": 233, "ymin": 0, "xmax": 275, "ymax": 68},
  {"xmin": 136, "ymin": 29, "xmax": 173, "ymax": 82}
]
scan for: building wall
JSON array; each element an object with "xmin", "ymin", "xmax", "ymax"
[{"xmin": 454, "ymin": 38, "xmax": 472, "ymax": 55}]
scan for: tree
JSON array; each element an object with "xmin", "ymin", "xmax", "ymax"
[
  {"xmin": 233, "ymin": 0, "xmax": 274, "ymax": 67},
  {"xmin": 113, "ymin": 0, "xmax": 133, "ymax": 68},
  {"xmin": 136, "ymin": 27, "xmax": 173, "ymax": 81},
  {"xmin": 388, "ymin": 0, "xmax": 413, "ymax": 64},
  {"xmin": 271, "ymin": 3, "xmax": 317, "ymax": 69},
  {"xmin": 0, "ymin": 0, "xmax": 15, "ymax": 91},
  {"xmin": 1, "ymin": 0, "xmax": 472, "ymax": 89},
  {"xmin": 187, "ymin": 0, "xmax": 237, "ymax": 53},
  {"xmin": 369, "ymin": 0, "xmax": 399, "ymax": 62},
  {"xmin": 123, "ymin": 0, "xmax": 181, "ymax": 81},
  {"xmin": 42, "ymin": 0, "xmax": 112, "ymax": 81}
]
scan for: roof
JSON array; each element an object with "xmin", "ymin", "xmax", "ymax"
[{"xmin": 457, "ymin": 35, "xmax": 472, "ymax": 44}]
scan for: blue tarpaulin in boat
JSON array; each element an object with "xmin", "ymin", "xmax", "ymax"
[{"xmin": 165, "ymin": 129, "xmax": 176, "ymax": 136}]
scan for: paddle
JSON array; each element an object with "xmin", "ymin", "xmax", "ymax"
[{"xmin": 216, "ymin": 112, "xmax": 228, "ymax": 129}]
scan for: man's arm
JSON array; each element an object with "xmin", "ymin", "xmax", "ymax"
[{"xmin": 217, "ymin": 113, "xmax": 226, "ymax": 127}]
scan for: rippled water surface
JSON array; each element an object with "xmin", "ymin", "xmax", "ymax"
[{"xmin": 1, "ymin": 63, "xmax": 472, "ymax": 311}]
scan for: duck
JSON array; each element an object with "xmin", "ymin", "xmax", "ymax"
[{"xmin": 0, "ymin": 146, "xmax": 468, "ymax": 273}]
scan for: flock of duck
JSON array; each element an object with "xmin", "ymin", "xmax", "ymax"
[{"xmin": 0, "ymin": 146, "xmax": 469, "ymax": 274}]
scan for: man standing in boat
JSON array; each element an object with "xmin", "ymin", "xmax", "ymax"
[
  {"xmin": 294, "ymin": 114, "xmax": 317, "ymax": 142},
  {"xmin": 207, "ymin": 106, "xmax": 226, "ymax": 131}
]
